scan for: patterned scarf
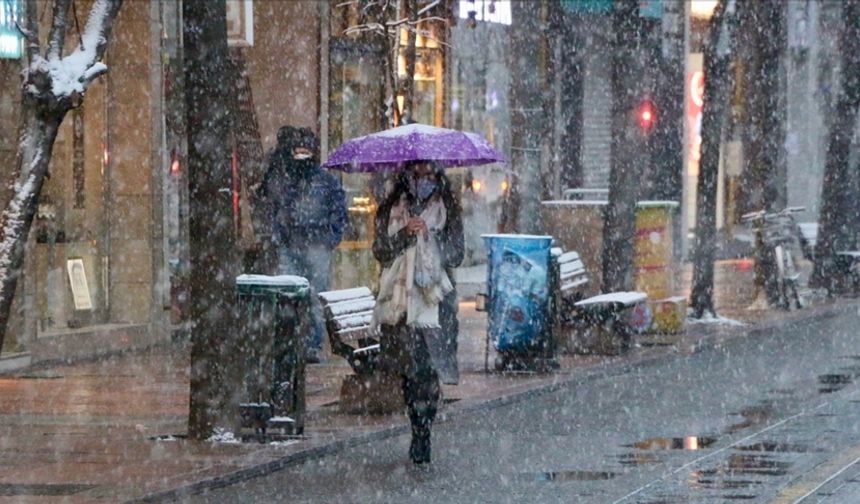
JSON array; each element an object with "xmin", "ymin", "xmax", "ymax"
[{"xmin": 372, "ymin": 194, "xmax": 453, "ymax": 329}]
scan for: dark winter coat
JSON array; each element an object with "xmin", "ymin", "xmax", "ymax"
[
  {"xmin": 259, "ymin": 129, "xmax": 347, "ymax": 250},
  {"xmin": 373, "ymin": 172, "xmax": 464, "ymax": 384}
]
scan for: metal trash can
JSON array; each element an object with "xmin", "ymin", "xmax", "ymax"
[
  {"xmin": 235, "ymin": 274, "xmax": 310, "ymax": 439},
  {"xmin": 481, "ymin": 234, "xmax": 556, "ymax": 371}
]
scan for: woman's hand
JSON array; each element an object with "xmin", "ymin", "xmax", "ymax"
[{"xmin": 406, "ymin": 217, "xmax": 428, "ymax": 237}]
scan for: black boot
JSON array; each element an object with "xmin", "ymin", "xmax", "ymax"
[
  {"xmin": 403, "ymin": 370, "xmax": 439, "ymax": 465},
  {"xmin": 409, "ymin": 427, "xmax": 431, "ymax": 464}
]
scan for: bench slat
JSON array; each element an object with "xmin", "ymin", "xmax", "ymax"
[
  {"xmin": 557, "ymin": 251, "xmax": 581, "ymax": 264},
  {"xmin": 560, "ymin": 269, "xmax": 587, "ymax": 281},
  {"xmin": 334, "ymin": 311, "xmax": 373, "ymax": 331},
  {"xmin": 560, "ymin": 277, "xmax": 589, "ymax": 292},
  {"xmin": 337, "ymin": 326, "xmax": 370, "ymax": 341},
  {"xmin": 353, "ymin": 344, "xmax": 380, "ymax": 356},
  {"xmin": 326, "ymin": 296, "xmax": 376, "ymax": 317},
  {"xmin": 319, "ymin": 287, "xmax": 373, "ymax": 304},
  {"xmin": 560, "ymin": 261, "xmax": 585, "ymax": 276}
]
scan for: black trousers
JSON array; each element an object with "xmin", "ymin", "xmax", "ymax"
[
  {"xmin": 379, "ymin": 321, "xmax": 442, "ymax": 436},
  {"xmin": 401, "ymin": 332, "xmax": 440, "ymax": 435}
]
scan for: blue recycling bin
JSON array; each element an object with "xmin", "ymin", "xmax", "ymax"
[{"xmin": 482, "ymin": 234, "xmax": 554, "ymax": 364}]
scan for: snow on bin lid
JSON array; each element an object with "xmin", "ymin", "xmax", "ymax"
[
  {"xmin": 235, "ymin": 274, "xmax": 310, "ymax": 288},
  {"xmin": 480, "ymin": 234, "xmax": 554, "ymax": 240}
]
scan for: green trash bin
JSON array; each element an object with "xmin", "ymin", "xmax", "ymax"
[{"xmin": 235, "ymin": 274, "xmax": 310, "ymax": 439}]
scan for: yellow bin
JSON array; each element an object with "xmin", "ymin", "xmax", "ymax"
[{"xmin": 651, "ymin": 296, "xmax": 687, "ymax": 334}]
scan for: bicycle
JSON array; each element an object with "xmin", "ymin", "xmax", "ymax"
[{"xmin": 741, "ymin": 206, "xmax": 807, "ymax": 310}]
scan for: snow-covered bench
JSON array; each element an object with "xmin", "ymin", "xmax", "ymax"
[
  {"xmin": 318, "ymin": 287, "xmax": 379, "ymax": 376},
  {"xmin": 550, "ymin": 248, "xmax": 647, "ymax": 354},
  {"xmin": 318, "ymin": 288, "xmax": 402, "ymax": 414}
]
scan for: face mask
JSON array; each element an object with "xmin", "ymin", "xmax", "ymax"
[{"xmin": 416, "ymin": 177, "xmax": 437, "ymax": 200}]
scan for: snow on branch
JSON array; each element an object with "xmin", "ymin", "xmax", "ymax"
[
  {"xmin": 416, "ymin": 0, "xmax": 441, "ymax": 17},
  {"xmin": 25, "ymin": 0, "xmax": 123, "ymax": 105},
  {"xmin": 46, "ymin": 0, "xmax": 71, "ymax": 61}
]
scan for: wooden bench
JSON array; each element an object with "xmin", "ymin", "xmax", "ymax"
[
  {"xmin": 318, "ymin": 287, "xmax": 402, "ymax": 414},
  {"xmin": 550, "ymin": 248, "xmax": 648, "ymax": 355},
  {"xmin": 318, "ymin": 287, "xmax": 380, "ymax": 376}
]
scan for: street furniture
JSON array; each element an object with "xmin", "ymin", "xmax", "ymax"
[
  {"xmin": 235, "ymin": 274, "xmax": 309, "ymax": 440},
  {"xmin": 318, "ymin": 287, "xmax": 402, "ymax": 414},
  {"xmin": 549, "ymin": 248, "xmax": 648, "ymax": 355}
]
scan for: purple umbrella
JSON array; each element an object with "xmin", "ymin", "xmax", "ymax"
[{"xmin": 322, "ymin": 123, "xmax": 506, "ymax": 173}]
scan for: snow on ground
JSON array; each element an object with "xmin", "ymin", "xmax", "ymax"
[
  {"xmin": 207, "ymin": 428, "xmax": 241, "ymax": 444},
  {"xmin": 686, "ymin": 311, "xmax": 747, "ymax": 326}
]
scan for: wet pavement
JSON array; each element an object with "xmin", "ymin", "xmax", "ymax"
[
  {"xmin": 0, "ymin": 260, "xmax": 856, "ymax": 502},
  {"xmin": 180, "ymin": 304, "xmax": 860, "ymax": 503}
]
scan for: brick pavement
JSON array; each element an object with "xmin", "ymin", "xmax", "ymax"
[{"xmin": 0, "ymin": 259, "xmax": 853, "ymax": 503}]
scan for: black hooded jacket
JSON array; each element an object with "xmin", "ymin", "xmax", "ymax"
[{"xmin": 259, "ymin": 126, "xmax": 347, "ymax": 249}]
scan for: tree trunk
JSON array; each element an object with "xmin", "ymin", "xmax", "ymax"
[
  {"xmin": 0, "ymin": 109, "xmax": 63, "ymax": 353},
  {"xmin": 738, "ymin": 0, "xmax": 786, "ymax": 304},
  {"xmin": 183, "ymin": 0, "xmax": 240, "ymax": 440},
  {"xmin": 0, "ymin": 0, "xmax": 123, "ymax": 354},
  {"xmin": 502, "ymin": 0, "xmax": 546, "ymax": 234},
  {"xmin": 602, "ymin": 0, "xmax": 642, "ymax": 292},
  {"xmin": 691, "ymin": 1, "xmax": 730, "ymax": 318},
  {"xmin": 813, "ymin": 0, "xmax": 860, "ymax": 293},
  {"xmin": 400, "ymin": 0, "xmax": 418, "ymax": 124},
  {"xmin": 654, "ymin": 0, "xmax": 685, "ymax": 259}
]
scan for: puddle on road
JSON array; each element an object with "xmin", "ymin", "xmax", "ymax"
[
  {"xmin": 767, "ymin": 388, "xmax": 796, "ymax": 396},
  {"xmin": 690, "ymin": 477, "xmax": 762, "ymax": 490},
  {"xmin": 818, "ymin": 373, "xmax": 853, "ymax": 394},
  {"xmin": 698, "ymin": 454, "xmax": 791, "ymax": 478},
  {"xmin": 686, "ymin": 454, "xmax": 792, "ymax": 497},
  {"xmin": 616, "ymin": 452, "xmax": 661, "ymax": 466},
  {"xmin": 530, "ymin": 471, "xmax": 617, "ymax": 482},
  {"xmin": 625, "ymin": 436, "xmax": 718, "ymax": 451},
  {"xmin": 735, "ymin": 441, "xmax": 819, "ymax": 453},
  {"xmin": 725, "ymin": 403, "xmax": 775, "ymax": 433}
]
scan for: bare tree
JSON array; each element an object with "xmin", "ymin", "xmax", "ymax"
[
  {"xmin": 813, "ymin": 0, "xmax": 860, "ymax": 294},
  {"xmin": 602, "ymin": 0, "xmax": 642, "ymax": 292},
  {"xmin": 690, "ymin": 0, "xmax": 736, "ymax": 318},
  {"xmin": 0, "ymin": 0, "xmax": 123, "ymax": 353},
  {"xmin": 339, "ymin": 0, "xmax": 448, "ymax": 127}
]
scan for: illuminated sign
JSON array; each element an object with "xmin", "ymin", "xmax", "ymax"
[
  {"xmin": 0, "ymin": 0, "xmax": 22, "ymax": 59},
  {"xmin": 458, "ymin": 0, "xmax": 512, "ymax": 25}
]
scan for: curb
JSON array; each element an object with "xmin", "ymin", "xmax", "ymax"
[{"xmin": 128, "ymin": 301, "xmax": 859, "ymax": 503}]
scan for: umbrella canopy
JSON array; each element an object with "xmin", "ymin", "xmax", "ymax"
[{"xmin": 322, "ymin": 123, "xmax": 506, "ymax": 173}]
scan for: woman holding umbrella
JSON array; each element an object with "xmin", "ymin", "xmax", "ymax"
[
  {"xmin": 371, "ymin": 160, "xmax": 463, "ymax": 464},
  {"xmin": 323, "ymin": 123, "xmax": 503, "ymax": 464}
]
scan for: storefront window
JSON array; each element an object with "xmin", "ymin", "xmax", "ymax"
[{"xmin": 34, "ymin": 93, "xmax": 109, "ymax": 333}]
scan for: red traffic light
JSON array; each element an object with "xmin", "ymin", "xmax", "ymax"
[{"xmin": 638, "ymin": 100, "xmax": 656, "ymax": 132}]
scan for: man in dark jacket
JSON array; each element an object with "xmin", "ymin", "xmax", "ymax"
[{"xmin": 260, "ymin": 126, "xmax": 347, "ymax": 362}]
